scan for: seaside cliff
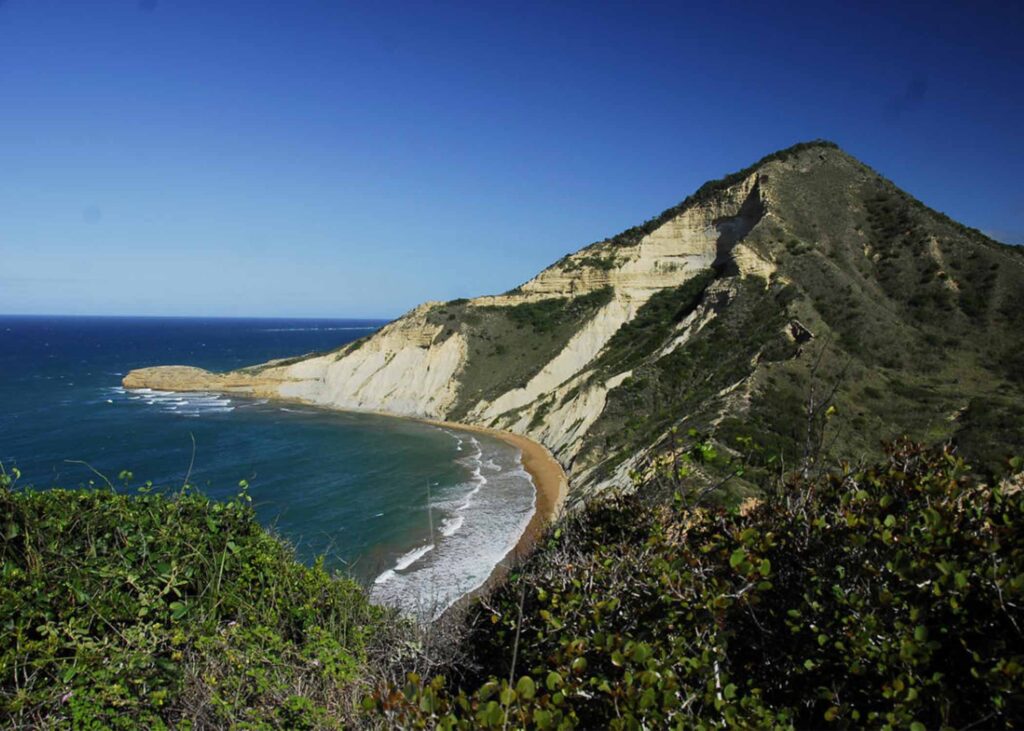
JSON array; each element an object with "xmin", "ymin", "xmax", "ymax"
[{"xmin": 125, "ymin": 141, "xmax": 1024, "ymax": 504}]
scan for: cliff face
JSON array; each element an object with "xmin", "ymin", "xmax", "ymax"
[{"xmin": 124, "ymin": 142, "xmax": 1024, "ymax": 499}]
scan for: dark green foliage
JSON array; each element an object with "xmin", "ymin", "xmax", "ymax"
[
  {"xmin": 559, "ymin": 253, "xmax": 619, "ymax": 273},
  {"xmin": 583, "ymin": 277, "xmax": 794, "ymax": 478},
  {"xmin": 371, "ymin": 442, "xmax": 1024, "ymax": 729},
  {"xmin": 709, "ymin": 148, "xmax": 1024, "ymax": 474},
  {"xmin": 496, "ymin": 288, "xmax": 614, "ymax": 335},
  {"xmin": 592, "ymin": 268, "xmax": 717, "ymax": 377},
  {"xmin": 954, "ymin": 396, "xmax": 1024, "ymax": 477},
  {"xmin": 0, "ymin": 473, "xmax": 388, "ymax": 729}
]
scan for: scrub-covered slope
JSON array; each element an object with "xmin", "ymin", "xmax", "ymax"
[{"xmin": 125, "ymin": 141, "xmax": 1024, "ymax": 499}]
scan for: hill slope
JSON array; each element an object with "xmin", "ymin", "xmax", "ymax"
[{"xmin": 125, "ymin": 141, "xmax": 1024, "ymax": 500}]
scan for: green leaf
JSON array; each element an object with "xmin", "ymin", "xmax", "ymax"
[
  {"xmin": 482, "ymin": 700, "xmax": 502, "ymax": 725},
  {"xmin": 516, "ymin": 676, "xmax": 536, "ymax": 700},
  {"xmin": 730, "ymin": 548, "xmax": 747, "ymax": 568},
  {"xmin": 632, "ymin": 643, "xmax": 652, "ymax": 664}
]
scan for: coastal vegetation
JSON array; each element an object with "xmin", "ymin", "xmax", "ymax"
[
  {"xmin": 428, "ymin": 288, "xmax": 613, "ymax": 419},
  {"xmin": 5, "ymin": 440, "xmax": 1021, "ymax": 728},
  {"xmin": 0, "ymin": 470, "xmax": 391, "ymax": 729},
  {"xmin": 372, "ymin": 441, "xmax": 1024, "ymax": 729}
]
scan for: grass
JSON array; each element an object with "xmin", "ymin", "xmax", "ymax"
[
  {"xmin": 590, "ymin": 268, "xmax": 717, "ymax": 378},
  {"xmin": 427, "ymin": 289, "xmax": 613, "ymax": 419},
  {"xmin": 580, "ymin": 276, "xmax": 794, "ymax": 482},
  {"xmin": 493, "ymin": 289, "xmax": 614, "ymax": 336}
]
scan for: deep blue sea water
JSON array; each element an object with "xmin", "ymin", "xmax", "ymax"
[{"xmin": 0, "ymin": 315, "xmax": 535, "ymax": 616}]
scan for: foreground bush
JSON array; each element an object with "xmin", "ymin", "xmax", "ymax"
[
  {"xmin": 373, "ymin": 441, "xmax": 1024, "ymax": 729},
  {"xmin": 0, "ymin": 473, "xmax": 388, "ymax": 729}
]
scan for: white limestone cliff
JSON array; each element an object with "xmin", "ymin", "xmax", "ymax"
[{"xmin": 124, "ymin": 169, "xmax": 776, "ymax": 496}]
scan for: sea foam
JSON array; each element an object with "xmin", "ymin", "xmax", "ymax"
[{"xmin": 370, "ymin": 433, "xmax": 537, "ymax": 619}]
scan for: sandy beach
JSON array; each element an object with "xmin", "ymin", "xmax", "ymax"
[
  {"xmin": 421, "ymin": 419, "xmax": 568, "ymax": 554},
  {"xmin": 417, "ymin": 418, "xmax": 569, "ymax": 611}
]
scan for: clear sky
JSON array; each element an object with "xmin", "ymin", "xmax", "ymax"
[{"xmin": 1, "ymin": 1, "xmax": 1021, "ymax": 318}]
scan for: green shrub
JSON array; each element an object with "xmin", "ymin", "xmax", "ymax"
[
  {"xmin": 0, "ymin": 472, "xmax": 390, "ymax": 729},
  {"xmin": 496, "ymin": 288, "xmax": 613, "ymax": 335},
  {"xmin": 592, "ymin": 268, "xmax": 717, "ymax": 377},
  {"xmin": 370, "ymin": 441, "xmax": 1024, "ymax": 729}
]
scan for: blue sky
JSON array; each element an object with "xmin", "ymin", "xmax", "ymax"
[{"xmin": 1, "ymin": 0, "xmax": 1021, "ymax": 318}]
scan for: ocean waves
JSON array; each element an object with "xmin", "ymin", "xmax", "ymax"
[
  {"xmin": 108, "ymin": 388, "xmax": 536, "ymax": 620},
  {"xmin": 116, "ymin": 386, "xmax": 236, "ymax": 416},
  {"xmin": 369, "ymin": 431, "xmax": 536, "ymax": 619}
]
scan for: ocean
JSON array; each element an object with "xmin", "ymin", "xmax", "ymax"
[{"xmin": 0, "ymin": 315, "xmax": 536, "ymax": 617}]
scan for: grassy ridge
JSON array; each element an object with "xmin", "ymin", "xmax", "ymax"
[
  {"xmin": 570, "ymin": 143, "xmax": 1024, "ymax": 487},
  {"xmin": 0, "ymin": 472, "xmax": 389, "ymax": 729}
]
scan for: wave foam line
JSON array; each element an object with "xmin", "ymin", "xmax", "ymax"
[
  {"xmin": 440, "ymin": 515, "xmax": 464, "ymax": 537},
  {"xmin": 373, "ymin": 569, "xmax": 396, "ymax": 586},
  {"xmin": 393, "ymin": 544, "xmax": 435, "ymax": 572}
]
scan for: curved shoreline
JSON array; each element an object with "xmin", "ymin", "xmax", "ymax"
[
  {"xmin": 120, "ymin": 371, "xmax": 569, "ymax": 613},
  {"xmin": 416, "ymin": 418, "xmax": 568, "ymax": 593}
]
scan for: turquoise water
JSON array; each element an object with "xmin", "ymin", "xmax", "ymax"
[{"xmin": 0, "ymin": 316, "xmax": 535, "ymax": 615}]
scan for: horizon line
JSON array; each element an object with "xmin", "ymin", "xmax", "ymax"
[{"xmin": 0, "ymin": 312, "xmax": 393, "ymax": 322}]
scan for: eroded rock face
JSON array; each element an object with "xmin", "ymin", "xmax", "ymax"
[
  {"xmin": 130, "ymin": 145, "xmax": 910, "ymax": 498},
  {"xmin": 276, "ymin": 323, "xmax": 467, "ymax": 418},
  {"xmin": 123, "ymin": 168, "xmax": 778, "ymax": 493},
  {"xmin": 476, "ymin": 172, "xmax": 768, "ymax": 308}
]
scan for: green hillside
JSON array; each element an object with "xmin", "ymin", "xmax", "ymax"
[{"xmin": 572, "ymin": 142, "xmax": 1024, "ymax": 489}]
